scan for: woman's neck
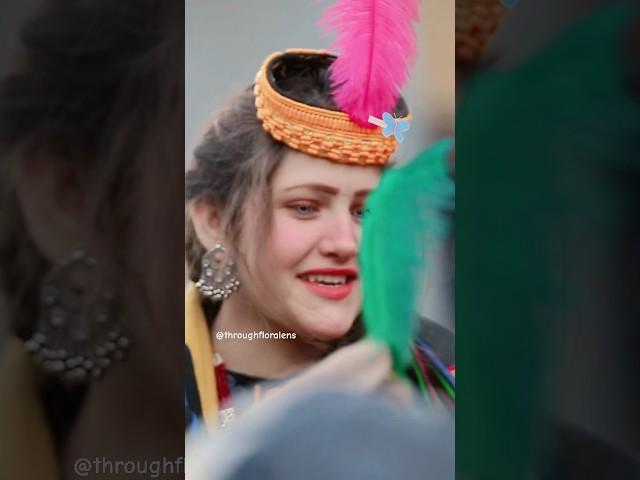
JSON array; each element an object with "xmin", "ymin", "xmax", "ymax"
[{"xmin": 212, "ymin": 295, "xmax": 324, "ymax": 379}]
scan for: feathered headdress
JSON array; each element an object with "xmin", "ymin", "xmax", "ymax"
[{"xmin": 319, "ymin": 0, "xmax": 420, "ymax": 126}]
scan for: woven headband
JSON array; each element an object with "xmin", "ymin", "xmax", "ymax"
[{"xmin": 254, "ymin": 49, "xmax": 410, "ymax": 166}]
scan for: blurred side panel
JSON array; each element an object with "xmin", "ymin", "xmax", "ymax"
[
  {"xmin": 0, "ymin": 1, "xmax": 185, "ymax": 478},
  {"xmin": 456, "ymin": 1, "xmax": 640, "ymax": 478}
]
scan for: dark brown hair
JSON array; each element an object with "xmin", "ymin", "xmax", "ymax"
[{"xmin": 185, "ymin": 86, "xmax": 285, "ymax": 283}]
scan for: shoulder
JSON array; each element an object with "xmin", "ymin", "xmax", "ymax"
[
  {"xmin": 407, "ymin": 318, "xmax": 455, "ymax": 405},
  {"xmin": 417, "ymin": 318, "xmax": 454, "ymax": 367}
]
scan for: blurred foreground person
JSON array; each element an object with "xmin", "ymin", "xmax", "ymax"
[{"xmin": 187, "ymin": 389, "xmax": 454, "ymax": 480}]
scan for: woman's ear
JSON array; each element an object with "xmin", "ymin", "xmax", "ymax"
[
  {"xmin": 188, "ymin": 201, "xmax": 223, "ymax": 251},
  {"xmin": 14, "ymin": 152, "xmax": 88, "ymax": 264}
]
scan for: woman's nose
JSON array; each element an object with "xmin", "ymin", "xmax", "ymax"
[{"xmin": 318, "ymin": 214, "xmax": 359, "ymax": 261}]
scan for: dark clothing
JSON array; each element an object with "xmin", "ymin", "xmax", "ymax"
[{"xmin": 185, "ymin": 317, "xmax": 455, "ymax": 426}]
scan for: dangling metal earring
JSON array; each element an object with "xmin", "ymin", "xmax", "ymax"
[
  {"xmin": 24, "ymin": 248, "xmax": 130, "ymax": 385},
  {"xmin": 196, "ymin": 242, "xmax": 240, "ymax": 301}
]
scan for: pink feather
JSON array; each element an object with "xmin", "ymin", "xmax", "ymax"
[{"xmin": 319, "ymin": 0, "xmax": 420, "ymax": 127}]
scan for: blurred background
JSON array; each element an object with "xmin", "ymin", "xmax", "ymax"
[
  {"xmin": 185, "ymin": 0, "xmax": 455, "ymax": 329},
  {"xmin": 456, "ymin": 1, "xmax": 640, "ymax": 477}
]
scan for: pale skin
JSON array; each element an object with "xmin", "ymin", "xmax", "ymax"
[{"xmin": 190, "ymin": 150, "xmax": 410, "ymax": 400}]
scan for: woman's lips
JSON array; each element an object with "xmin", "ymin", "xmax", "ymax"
[
  {"xmin": 297, "ymin": 268, "xmax": 358, "ymax": 301},
  {"xmin": 298, "ymin": 277, "xmax": 355, "ymax": 300}
]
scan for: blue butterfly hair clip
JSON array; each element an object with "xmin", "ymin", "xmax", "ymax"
[{"xmin": 368, "ymin": 112, "xmax": 411, "ymax": 142}]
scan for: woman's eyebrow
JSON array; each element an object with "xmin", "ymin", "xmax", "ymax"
[
  {"xmin": 283, "ymin": 183, "xmax": 338, "ymax": 194},
  {"xmin": 283, "ymin": 184, "xmax": 372, "ymax": 197},
  {"xmin": 354, "ymin": 189, "xmax": 371, "ymax": 198}
]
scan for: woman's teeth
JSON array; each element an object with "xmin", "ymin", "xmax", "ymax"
[{"xmin": 302, "ymin": 274, "xmax": 348, "ymax": 286}]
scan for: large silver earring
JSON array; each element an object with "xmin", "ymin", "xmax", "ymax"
[
  {"xmin": 196, "ymin": 242, "xmax": 240, "ymax": 301},
  {"xmin": 24, "ymin": 248, "xmax": 130, "ymax": 385}
]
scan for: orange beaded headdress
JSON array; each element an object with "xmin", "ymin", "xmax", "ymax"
[{"xmin": 254, "ymin": 49, "xmax": 410, "ymax": 166}]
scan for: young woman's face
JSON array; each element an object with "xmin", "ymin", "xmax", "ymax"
[{"xmin": 242, "ymin": 150, "xmax": 381, "ymax": 341}]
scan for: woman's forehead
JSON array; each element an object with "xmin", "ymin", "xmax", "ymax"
[{"xmin": 272, "ymin": 150, "xmax": 381, "ymax": 192}]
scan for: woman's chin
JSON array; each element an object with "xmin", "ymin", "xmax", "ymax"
[{"xmin": 296, "ymin": 315, "xmax": 355, "ymax": 342}]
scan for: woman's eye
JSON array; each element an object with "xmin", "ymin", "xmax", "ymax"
[
  {"xmin": 289, "ymin": 202, "xmax": 318, "ymax": 216},
  {"xmin": 352, "ymin": 206, "xmax": 369, "ymax": 219}
]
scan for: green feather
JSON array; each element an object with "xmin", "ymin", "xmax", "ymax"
[{"xmin": 360, "ymin": 139, "xmax": 454, "ymax": 373}]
